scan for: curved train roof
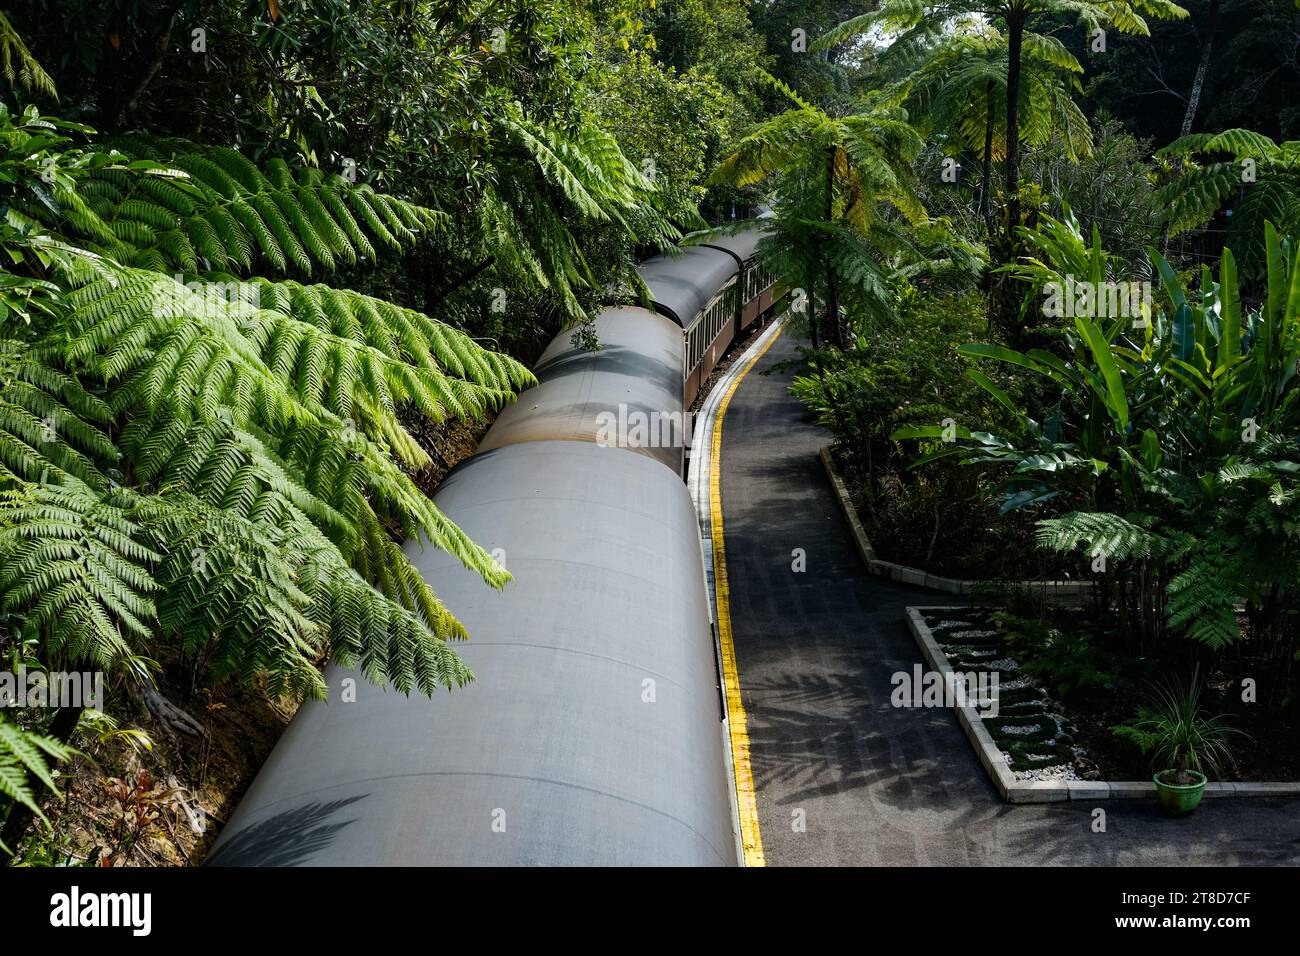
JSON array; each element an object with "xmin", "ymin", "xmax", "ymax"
[
  {"xmin": 698, "ymin": 230, "xmax": 763, "ymax": 265},
  {"xmin": 636, "ymin": 245, "xmax": 738, "ymax": 327},
  {"xmin": 476, "ymin": 306, "xmax": 685, "ymax": 473},
  {"xmin": 206, "ymin": 440, "xmax": 738, "ymax": 867}
]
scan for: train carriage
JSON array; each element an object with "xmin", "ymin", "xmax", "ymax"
[{"xmin": 208, "ymin": 228, "xmax": 777, "ymax": 867}]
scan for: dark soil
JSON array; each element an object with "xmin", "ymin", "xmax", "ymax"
[
  {"xmin": 405, "ymin": 408, "xmax": 498, "ymax": 494},
  {"xmin": 833, "ymin": 446, "xmax": 1074, "ymax": 581},
  {"xmin": 1062, "ymin": 688, "xmax": 1152, "ymax": 780}
]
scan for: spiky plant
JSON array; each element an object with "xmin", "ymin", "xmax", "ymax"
[{"xmin": 1113, "ymin": 668, "xmax": 1244, "ymax": 778}]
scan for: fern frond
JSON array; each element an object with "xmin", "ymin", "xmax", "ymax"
[
  {"xmin": 0, "ymin": 12, "xmax": 56, "ymax": 99},
  {"xmin": 1036, "ymin": 511, "xmax": 1168, "ymax": 560},
  {"xmin": 0, "ymin": 484, "xmax": 158, "ymax": 672},
  {"xmin": 74, "ymin": 142, "xmax": 446, "ymax": 277},
  {"xmin": 0, "ymin": 712, "xmax": 73, "ymax": 843}
]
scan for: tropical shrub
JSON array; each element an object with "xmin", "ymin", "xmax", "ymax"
[
  {"xmin": 997, "ymin": 612, "xmax": 1128, "ymax": 699},
  {"xmin": 1023, "ymin": 116, "xmax": 1163, "ymax": 274},
  {"xmin": 896, "ymin": 214, "xmax": 1300, "ymax": 671},
  {"xmin": 793, "ymin": 287, "xmax": 1052, "ymax": 577}
]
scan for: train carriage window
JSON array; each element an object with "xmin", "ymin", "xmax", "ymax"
[{"xmin": 682, "ymin": 275, "xmax": 737, "ymax": 382}]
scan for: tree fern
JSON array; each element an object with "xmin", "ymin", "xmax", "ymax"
[
  {"xmin": 0, "ymin": 104, "xmax": 534, "ymax": 702},
  {"xmin": 0, "ymin": 484, "xmax": 157, "ymax": 674},
  {"xmin": 0, "ymin": 339, "xmax": 116, "ymax": 489},
  {"xmin": 900, "ymin": 26, "xmax": 1094, "ymax": 166},
  {"xmin": 1157, "ymin": 129, "xmax": 1300, "ymax": 274},
  {"xmin": 59, "ymin": 140, "xmax": 446, "ymax": 278},
  {"xmin": 1165, "ymin": 544, "xmax": 1243, "ymax": 649},
  {"xmin": 709, "ymin": 75, "xmax": 928, "ymax": 336},
  {"xmin": 483, "ymin": 107, "xmax": 679, "ymax": 320},
  {"xmin": 54, "ymin": 267, "xmax": 514, "ymax": 611},
  {"xmin": 1035, "ymin": 510, "xmax": 1175, "ymax": 561},
  {"xmin": 0, "ymin": 12, "xmax": 54, "ymax": 99}
]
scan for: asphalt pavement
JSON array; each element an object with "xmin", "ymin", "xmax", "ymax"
[{"xmin": 719, "ymin": 329, "xmax": 1300, "ymax": 866}]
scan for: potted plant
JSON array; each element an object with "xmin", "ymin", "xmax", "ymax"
[{"xmin": 1113, "ymin": 668, "xmax": 1246, "ymax": 815}]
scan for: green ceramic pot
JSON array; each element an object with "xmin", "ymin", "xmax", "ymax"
[{"xmin": 1153, "ymin": 769, "xmax": 1207, "ymax": 815}]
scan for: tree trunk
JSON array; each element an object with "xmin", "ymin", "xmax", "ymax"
[
  {"xmin": 1179, "ymin": 0, "xmax": 1221, "ymax": 137},
  {"xmin": 825, "ymin": 146, "xmax": 844, "ymax": 347},
  {"xmin": 1003, "ymin": 12, "xmax": 1025, "ymax": 235},
  {"xmin": 808, "ymin": 280, "xmax": 819, "ymax": 349},
  {"xmin": 981, "ymin": 82, "xmax": 996, "ymax": 238},
  {"xmin": 987, "ymin": 9, "xmax": 1028, "ymax": 341}
]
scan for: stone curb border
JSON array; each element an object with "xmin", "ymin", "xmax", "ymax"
[
  {"xmin": 906, "ymin": 606, "xmax": 1300, "ymax": 803},
  {"xmin": 819, "ymin": 445, "xmax": 1092, "ymax": 598}
]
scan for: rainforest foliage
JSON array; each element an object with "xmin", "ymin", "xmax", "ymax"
[
  {"xmin": 3, "ymin": 0, "xmax": 1300, "ymax": 858},
  {"xmin": 0, "ymin": 0, "xmax": 779, "ymax": 858},
  {"xmin": 751, "ymin": 2, "xmax": 1300, "ymax": 765}
]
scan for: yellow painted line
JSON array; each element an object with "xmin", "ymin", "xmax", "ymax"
[{"xmin": 710, "ymin": 321, "xmax": 784, "ymax": 867}]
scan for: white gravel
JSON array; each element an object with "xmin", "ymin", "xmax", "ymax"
[
  {"xmin": 1013, "ymin": 763, "xmax": 1080, "ymax": 782},
  {"xmin": 981, "ymin": 658, "xmax": 1020, "ymax": 671},
  {"xmin": 998, "ymin": 722, "xmax": 1044, "ymax": 736}
]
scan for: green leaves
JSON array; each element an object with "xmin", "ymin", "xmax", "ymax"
[
  {"xmin": 0, "ymin": 712, "xmax": 73, "ymax": 850},
  {"xmin": 0, "ymin": 109, "xmax": 536, "ymax": 701},
  {"xmin": 486, "ymin": 109, "xmax": 678, "ymax": 320},
  {"xmin": 68, "ymin": 142, "xmax": 445, "ymax": 279},
  {"xmin": 1074, "ymin": 313, "xmax": 1129, "ymax": 434},
  {"xmin": 1217, "ymin": 248, "xmax": 1241, "ymax": 366},
  {"xmin": 1112, "ymin": 669, "xmax": 1244, "ymax": 774},
  {"xmin": 711, "ymin": 77, "xmax": 929, "ymax": 329},
  {"xmin": 0, "ymin": 485, "xmax": 157, "ymax": 674},
  {"xmin": 0, "ymin": 12, "xmax": 56, "ymax": 99},
  {"xmin": 0, "ymin": 340, "xmax": 116, "ymax": 490},
  {"xmin": 1036, "ymin": 511, "xmax": 1166, "ymax": 561},
  {"xmin": 901, "ymin": 212, "xmax": 1300, "ymax": 650},
  {"xmin": 1158, "ymin": 129, "xmax": 1300, "ymax": 275}
]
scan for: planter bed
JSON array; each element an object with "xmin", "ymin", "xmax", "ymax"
[
  {"xmin": 907, "ymin": 606, "xmax": 1300, "ymax": 803},
  {"xmin": 821, "ymin": 446, "xmax": 1092, "ymax": 599},
  {"xmin": 823, "ymin": 441, "xmax": 1300, "ymax": 802}
]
